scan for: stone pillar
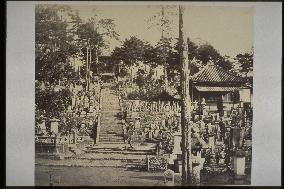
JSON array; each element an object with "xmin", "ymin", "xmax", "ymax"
[
  {"xmin": 216, "ymin": 113, "xmax": 220, "ymax": 120},
  {"xmin": 95, "ymin": 113, "xmax": 101, "ymax": 144},
  {"xmin": 74, "ymin": 131, "xmax": 77, "ymax": 144},
  {"xmin": 231, "ymin": 127, "xmax": 241, "ymax": 148}
]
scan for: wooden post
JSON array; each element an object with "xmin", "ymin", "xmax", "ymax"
[
  {"xmin": 88, "ymin": 45, "xmax": 92, "ymax": 91},
  {"xmin": 161, "ymin": 6, "xmax": 168, "ymax": 89},
  {"xmin": 179, "ymin": 5, "xmax": 192, "ymax": 185},
  {"xmin": 95, "ymin": 44, "xmax": 99, "ymax": 75},
  {"xmin": 86, "ymin": 45, "xmax": 89, "ymax": 92}
]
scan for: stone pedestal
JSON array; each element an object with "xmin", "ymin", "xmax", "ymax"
[
  {"xmin": 233, "ymin": 150, "xmax": 246, "ymax": 176},
  {"xmin": 174, "ymin": 160, "xmax": 182, "ymax": 173},
  {"xmin": 192, "ymin": 162, "xmax": 202, "ymax": 185}
]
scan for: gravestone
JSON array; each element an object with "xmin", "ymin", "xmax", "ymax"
[
  {"xmin": 208, "ymin": 135, "xmax": 215, "ymax": 151},
  {"xmin": 67, "ymin": 105, "xmax": 72, "ymax": 112},
  {"xmin": 223, "ymin": 110, "xmax": 228, "ymax": 118},
  {"xmin": 134, "ymin": 118, "xmax": 141, "ymax": 129},
  {"xmin": 38, "ymin": 120, "xmax": 46, "ymax": 134},
  {"xmin": 89, "ymin": 105, "xmax": 94, "ymax": 113},
  {"xmin": 71, "ymin": 97, "xmax": 76, "ymax": 108},
  {"xmin": 169, "ymin": 132, "xmax": 182, "ymax": 164},
  {"xmin": 50, "ymin": 119, "xmax": 59, "ymax": 134}
]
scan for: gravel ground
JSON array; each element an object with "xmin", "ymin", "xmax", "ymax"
[{"xmin": 35, "ymin": 165, "xmax": 165, "ymax": 186}]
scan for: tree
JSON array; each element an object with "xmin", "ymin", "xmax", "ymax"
[
  {"xmin": 186, "ymin": 38, "xmax": 234, "ymax": 72},
  {"xmin": 35, "ymin": 87, "xmax": 72, "ymax": 119},
  {"xmin": 147, "ymin": 5, "xmax": 177, "ymax": 87},
  {"xmin": 35, "ymin": 5, "xmax": 78, "ymax": 84},
  {"xmin": 234, "ymin": 51, "xmax": 253, "ymax": 76},
  {"xmin": 187, "ymin": 38, "xmax": 198, "ymax": 61},
  {"xmin": 75, "ymin": 16, "xmax": 119, "ymax": 89},
  {"xmin": 179, "ymin": 5, "xmax": 192, "ymax": 185},
  {"xmin": 110, "ymin": 36, "xmax": 150, "ymax": 84}
]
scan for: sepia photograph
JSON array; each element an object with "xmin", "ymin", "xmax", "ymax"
[{"xmin": 33, "ymin": 4, "xmax": 255, "ymax": 186}]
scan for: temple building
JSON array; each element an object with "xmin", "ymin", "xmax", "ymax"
[{"xmin": 189, "ymin": 62, "xmax": 252, "ymax": 113}]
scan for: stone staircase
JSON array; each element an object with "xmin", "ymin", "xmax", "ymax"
[{"xmin": 98, "ymin": 88, "xmax": 124, "ymax": 143}]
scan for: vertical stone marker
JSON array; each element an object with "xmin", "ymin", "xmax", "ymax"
[{"xmin": 50, "ymin": 118, "xmax": 59, "ymax": 134}]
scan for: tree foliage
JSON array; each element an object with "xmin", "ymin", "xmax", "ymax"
[
  {"xmin": 35, "ymin": 5, "xmax": 119, "ymax": 123},
  {"xmin": 110, "ymin": 36, "xmax": 151, "ymax": 72},
  {"xmin": 235, "ymin": 51, "xmax": 253, "ymax": 75},
  {"xmin": 35, "ymin": 5, "xmax": 79, "ymax": 84}
]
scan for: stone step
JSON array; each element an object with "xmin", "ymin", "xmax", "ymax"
[
  {"xmin": 99, "ymin": 139, "xmax": 125, "ymax": 143},
  {"xmin": 99, "ymin": 135, "xmax": 123, "ymax": 138},
  {"xmin": 99, "ymin": 134, "xmax": 124, "ymax": 137},
  {"xmin": 99, "ymin": 131, "xmax": 123, "ymax": 134},
  {"xmin": 99, "ymin": 136, "xmax": 124, "ymax": 140},
  {"xmin": 85, "ymin": 149, "xmax": 155, "ymax": 155},
  {"xmin": 98, "ymin": 140, "xmax": 125, "ymax": 145},
  {"xmin": 100, "ymin": 125, "xmax": 122, "ymax": 127},
  {"xmin": 100, "ymin": 122, "xmax": 122, "ymax": 126}
]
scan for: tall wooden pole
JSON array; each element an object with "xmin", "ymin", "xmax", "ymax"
[
  {"xmin": 179, "ymin": 5, "xmax": 192, "ymax": 185},
  {"xmin": 95, "ymin": 44, "xmax": 99, "ymax": 75},
  {"xmin": 161, "ymin": 6, "xmax": 168, "ymax": 89},
  {"xmin": 86, "ymin": 45, "xmax": 89, "ymax": 92},
  {"xmin": 88, "ymin": 45, "xmax": 92, "ymax": 91}
]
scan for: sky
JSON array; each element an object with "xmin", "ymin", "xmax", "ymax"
[{"xmin": 70, "ymin": 5, "xmax": 253, "ymax": 57}]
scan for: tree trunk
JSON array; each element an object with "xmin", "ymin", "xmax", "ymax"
[{"xmin": 179, "ymin": 5, "xmax": 192, "ymax": 186}]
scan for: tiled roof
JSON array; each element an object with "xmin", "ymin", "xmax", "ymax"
[{"xmin": 191, "ymin": 63, "xmax": 245, "ymax": 84}]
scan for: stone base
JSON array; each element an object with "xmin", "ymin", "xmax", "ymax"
[
  {"xmin": 53, "ymin": 153, "xmax": 65, "ymax": 160},
  {"xmin": 234, "ymin": 174, "xmax": 246, "ymax": 180}
]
